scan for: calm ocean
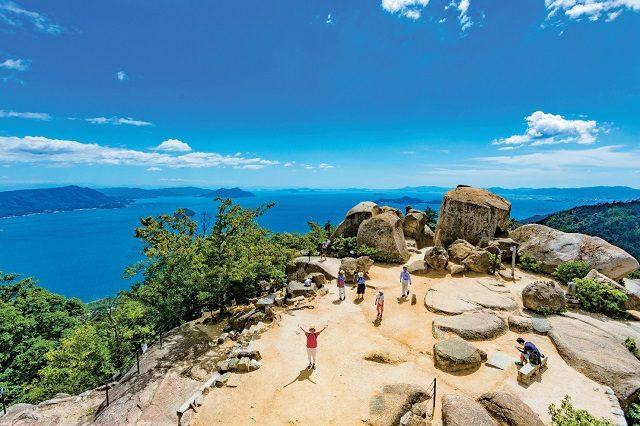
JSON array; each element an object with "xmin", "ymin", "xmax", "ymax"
[{"xmin": 0, "ymin": 189, "xmax": 625, "ymax": 301}]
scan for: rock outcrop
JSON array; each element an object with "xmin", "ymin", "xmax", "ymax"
[
  {"xmin": 425, "ymin": 280, "xmax": 517, "ymax": 315},
  {"xmin": 585, "ymin": 269, "xmax": 640, "ymax": 311},
  {"xmin": 432, "ymin": 310, "xmax": 508, "ymax": 340},
  {"xmin": 478, "ymin": 237, "xmax": 518, "ymax": 261},
  {"xmin": 424, "ymin": 246, "xmax": 449, "ymax": 271},
  {"xmin": 522, "ymin": 280, "xmax": 566, "ymax": 313},
  {"xmin": 434, "ymin": 186, "xmax": 511, "ymax": 247},
  {"xmin": 548, "ymin": 314, "xmax": 640, "ymax": 410},
  {"xmin": 448, "ymin": 239, "xmax": 493, "ymax": 274},
  {"xmin": 340, "ymin": 256, "xmax": 374, "ymax": 278},
  {"xmin": 331, "ymin": 201, "xmax": 377, "ymax": 239},
  {"xmin": 403, "ymin": 210, "xmax": 435, "ymax": 249},
  {"xmin": 368, "ymin": 384, "xmax": 432, "ymax": 426},
  {"xmin": 442, "ymin": 394, "xmax": 498, "ymax": 426},
  {"xmin": 357, "ymin": 211, "xmax": 410, "ymax": 263},
  {"xmin": 434, "ymin": 336, "xmax": 487, "ymax": 372},
  {"xmin": 509, "ymin": 224, "xmax": 639, "ymax": 280},
  {"xmin": 286, "ymin": 256, "xmax": 340, "ymax": 282},
  {"xmin": 477, "ymin": 392, "xmax": 545, "ymax": 426}
]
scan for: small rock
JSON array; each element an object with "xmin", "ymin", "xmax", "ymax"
[
  {"xmin": 249, "ymin": 359, "xmax": 262, "ymax": 371},
  {"xmin": 237, "ymin": 357, "xmax": 251, "ymax": 372},
  {"xmin": 411, "ymin": 294, "xmax": 417, "ymax": 305},
  {"xmin": 400, "ymin": 411, "xmax": 412, "ymax": 425},
  {"xmin": 447, "ymin": 262, "xmax": 465, "ymax": 275}
]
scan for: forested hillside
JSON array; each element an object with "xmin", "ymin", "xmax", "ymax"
[{"xmin": 540, "ymin": 200, "xmax": 640, "ymax": 261}]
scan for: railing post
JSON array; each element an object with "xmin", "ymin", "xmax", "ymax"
[
  {"xmin": 136, "ymin": 350, "xmax": 140, "ymax": 375},
  {"xmin": 432, "ymin": 378, "xmax": 436, "ymax": 418},
  {"xmin": 105, "ymin": 379, "xmax": 109, "ymax": 407},
  {"xmin": 160, "ymin": 332, "xmax": 163, "ymax": 348},
  {"xmin": 2, "ymin": 391, "xmax": 6, "ymax": 415}
]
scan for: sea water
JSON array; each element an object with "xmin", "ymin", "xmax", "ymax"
[{"xmin": 0, "ymin": 189, "xmax": 626, "ymax": 301}]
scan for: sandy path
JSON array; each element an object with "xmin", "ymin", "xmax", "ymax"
[{"xmin": 194, "ymin": 265, "xmax": 617, "ymax": 425}]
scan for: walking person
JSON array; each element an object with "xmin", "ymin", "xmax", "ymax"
[
  {"xmin": 375, "ymin": 290, "xmax": 384, "ymax": 319},
  {"xmin": 299, "ymin": 324, "xmax": 327, "ymax": 370},
  {"xmin": 320, "ymin": 239, "xmax": 331, "ymax": 261},
  {"xmin": 356, "ymin": 272, "xmax": 366, "ymax": 300},
  {"xmin": 400, "ymin": 266, "xmax": 412, "ymax": 298},
  {"xmin": 337, "ymin": 270, "xmax": 346, "ymax": 301}
]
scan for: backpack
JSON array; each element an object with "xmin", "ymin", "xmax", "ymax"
[{"xmin": 357, "ymin": 277, "xmax": 365, "ymax": 285}]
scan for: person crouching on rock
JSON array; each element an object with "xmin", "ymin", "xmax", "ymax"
[
  {"xmin": 299, "ymin": 324, "xmax": 327, "ymax": 370},
  {"xmin": 337, "ymin": 270, "xmax": 346, "ymax": 301},
  {"xmin": 356, "ymin": 272, "xmax": 366, "ymax": 300},
  {"xmin": 375, "ymin": 290, "xmax": 384, "ymax": 319},
  {"xmin": 515, "ymin": 337, "xmax": 542, "ymax": 366}
]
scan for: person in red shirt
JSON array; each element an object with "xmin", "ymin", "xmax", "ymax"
[{"xmin": 299, "ymin": 324, "xmax": 327, "ymax": 370}]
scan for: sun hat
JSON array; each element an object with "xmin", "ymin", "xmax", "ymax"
[
  {"xmin": 339, "ymin": 270, "xmax": 344, "ymax": 274},
  {"xmin": 309, "ymin": 326, "xmax": 316, "ymax": 330},
  {"xmin": 358, "ymin": 272, "xmax": 364, "ymax": 277}
]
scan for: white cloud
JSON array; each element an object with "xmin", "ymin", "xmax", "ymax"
[
  {"xmin": 545, "ymin": 0, "xmax": 640, "ymax": 22},
  {"xmin": 492, "ymin": 111, "xmax": 602, "ymax": 147},
  {"xmin": 85, "ymin": 116, "xmax": 152, "ymax": 127},
  {"xmin": 284, "ymin": 161, "xmax": 295, "ymax": 167},
  {"xmin": 0, "ymin": 110, "xmax": 50, "ymax": 120},
  {"xmin": 326, "ymin": 13, "xmax": 333, "ymax": 24},
  {"xmin": 382, "ymin": 0, "xmax": 429, "ymax": 19},
  {"xmin": 154, "ymin": 139, "xmax": 192, "ymax": 152},
  {"xmin": 117, "ymin": 71, "xmax": 128, "ymax": 81},
  {"xmin": 0, "ymin": 1, "xmax": 63, "ymax": 34},
  {"xmin": 147, "ymin": 167, "xmax": 161, "ymax": 171},
  {"xmin": 0, "ymin": 135, "xmax": 280, "ymax": 169},
  {"xmin": 318, "ymin": 163, "xmax": 335, "ymax": 169},
  {"xmin": 0, "ymin": 58, "xmax": 28, "ymax": 71},
  {"xmin": 457, "ymin": 0, "xmax": 472, "ymax": 30}
]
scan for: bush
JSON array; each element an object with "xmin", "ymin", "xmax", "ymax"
[
  {"xmin": 329, "ymin": 236, "xmax": 378, "ymax": 259},
  {"xmin": 518, "ymin": 254, "xmax": 543, "ymax": 273},
  {"xmin": 548, "ymin": 395, "xmax": 615, "ymax": 426},
  {"xmin": 629, "ymin": 269, "xmax": 640, "ymax": 279},
  {"xmin": 625, "ymin": 337, "xmax": 640, "ymax": 361},
  {"xmin": 629, "ymin": 402, "xmax": 640, "ymax": 426},
  {"xmin": 488, "ymin": 252, "xmax": 501, "ymax": 274},
  {"xmin": 574, "ymin": 278, "xmax": 627, "ymax": 317},
  {"xmin": 553, "ymin": 260, "xmax": 591, "ymax": 283},
  {"xmin": 534, "ymin": 306, "xmax": 552, "ymax": 317}
]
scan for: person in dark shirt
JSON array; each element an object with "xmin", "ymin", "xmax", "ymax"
[{"xmin": 515, "ymin": 337, "xmax": 542, "ymax": 366}]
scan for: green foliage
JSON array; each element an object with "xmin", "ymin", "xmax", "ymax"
[
  {"xmin": 424, "ymin": 207, "xmax": 438, "ymax": 230},
  {"xmin": 574, "ymin": 278, "xmax": 627, "ymax": 317},
  {"xmin": 553, "ymin": 260, "xmax": 592, "ymax": 283},
  {"xmin": 488, "ymin": 253, "xmax": 501, "ymax": 274},
  {"xmin": 506, "ymin": 218, "xmax": 521, "ymax": 231},
  {"xmin": 629, "ymin": 269, "xmax": 640, "ymax": 279},
  {"xmin": 629, "ymin": 403, "xmax": 640, "ymax": 426},
  {"xmin": 534, "ymin": 306, "xmax": 552, "ymax": 316},
  {"xmin": 518, "ymin": 254, "xmax": 544, "ymax": 273},
  {"xmin": 625, "ymin": 337, "xmax": 640, "ymax": 361},
  {"xmin": 28, "ymin": 324, "xmax": 113, "ymax": 402},
  {"xmin": 542, "ymin": 200, "xmax": 640, "ymax": 260},
  {"xmin": 329, "ymin": 236, "xmax": 378, "ymax": 259},
  {"xmin": 548, "ymin": 395, "xmax": 615, "ymax": 426}
]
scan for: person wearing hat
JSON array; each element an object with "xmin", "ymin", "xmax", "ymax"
[
  {"xmin": 337, "ymin": 270, "xmax": 346, "ymax": 301},
  {"xmin": 374, "ymin": 290, "xmax": 385, "ymax": 319},
  {"xmin": 356, "ymin": 272, "xmax": 366, "ymax": 299},
  {"xmin": 399, "ymin": 266, "xmax": 412, "ymax": 298},
  {"xmin": 299, "ymin": 324, "xmax": 327, "ymax": 370}
]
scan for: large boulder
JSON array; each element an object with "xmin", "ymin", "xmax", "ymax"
[
  {"xmin": 286, "ymin": 256, "xmax": 340, "ymax": 282},
  {"xmin": 548, "ymin": 314, "xmax": 640, "ymax": 410},
  {"xmin": 477, "ymin": 392, "xmax": 544, "ymax": 426},
  {"xmin": 404, "ymin": 211, "xmax": 434, "ymax": 249},
  {"xmin": 286, "ymin": 281, "xmax": 318, "ymax": 298},
  {"xmin": 448, "ymin": 239, "xmax": 493, "ymax": 274},
  {"xmin": 425, "ymin": 280, "xmax": 517, "ymax": 315},
  {"xmin": 424, "ymin": 246, "xmax": 449, "ymax": 271},
  {"xmin": 585, "ymin": 269, "xmax": 640, "ymax": 311},
  {"xmin": 432, "ymin": 310, "xmax": 508, "ymax": 340},
  {"xmin": 435, "ymin": 186, "xmax": 511, "ymax": 247},
  {"xmin": 522, "ymin": 280, "xmax": 566, "ymax": 313},
  {"xmin": 357, "ymin": 211, "xmax": 410, "ymax": 263},
  {"xmin": 509, "ymin": 224, "xmax": 639, "ymax": 280},
  {"xmin": 331, "ymin": 201, "xmax": 377, "ymax": 239},
  {"xmin": 368, "ymin": 384, "xmax": 431, "ymax": 426},
  {"xmin": 340, "ymin": 256, "xmax": 374, "ymax": 279},
  {"xmin": 434, "ymin": 336, "xmax": 487, "ymax": 372},
  {"xmin": 442, "ymin": 394, "xmax": 497, "ymax": 426},
  {"xmin": 478, "ymin": 238, "xmax": 518, "ymax": 261}
]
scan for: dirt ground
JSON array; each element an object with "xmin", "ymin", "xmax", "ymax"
[{"xmin": 192, "ymin": 264, "xmax": 619, "ymax": 426}]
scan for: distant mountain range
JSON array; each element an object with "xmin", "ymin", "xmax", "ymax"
[
  {"xmin": 538, "ymin": 200, "xmax": 640, "ymax": 261},
  {"xmin": 373, "ymin": 196, "xmax": 440, "ymax": 205},
  {"xmin": 0, "ymin": 186, "xmax": 128, "ymax": 218},
  {"xmin": 0, "ymin": 186, "xmax": 255, "ymax": 218}
]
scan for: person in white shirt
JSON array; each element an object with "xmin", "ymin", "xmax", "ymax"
[
  {"xmin": 375, "ymin": 290, "xmax": 385, "ymax": 319},
  {"xmin": 399, "ymin": 266, "xmax": 412, "ymax": 298}
]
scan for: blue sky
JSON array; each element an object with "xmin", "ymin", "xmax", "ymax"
[{"xmin": 1, "ymin": 0, "xmax": 639, "ymax": 189}]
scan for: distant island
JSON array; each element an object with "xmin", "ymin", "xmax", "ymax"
[
  {"xmin": 0, "ymin": 186, "xmax": 129, "ymax": 218},
  {"xmin": 97, "ymin": 186, "xmax": 211, "ymax": 199},
  {"xmin": 373, "ymin": 196, "xmax": 430, "ymax": 205},
  {"xmin": 199, "ymin": 187, "xmax": 255, "ymax": 198}
]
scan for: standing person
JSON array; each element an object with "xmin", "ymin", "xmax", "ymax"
[
  {"xmin": 299, "ymin": 324, "xmax": 327, "ymax": 370},
  {"xmin": 515, "ymin": 337, "xmax": 542, "ymax": 366},
  {"xmin": 374, "ymin": 290, "xmax": 385, "ymax": 319},
  {"xmin": 324, "ymin": 220, "xmax": 332, "ymax": 238},
  {"xmin": 337, "ymin": 270, "xmax": 346, "ymax": 301},
  {"xmin": 320, "ymin": 239, "xmax": 331, "ymax": 261},
  {"xmin": 400, "ymin": 266, "xmax": 412, "ymax": 298},
  {"xmin": 356, "ymin": 272, "xmax": 366, "ymax": 300}
]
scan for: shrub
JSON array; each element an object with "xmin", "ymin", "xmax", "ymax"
[
  {"xmin": 330, "ymin": 236, "xmax": 378, "ymax": 259},
  {"xmin": 574, "ymin": 278, "xmax": 627, "ymax": 317},
  {"xmin": 629, "ymin": 402, "xmax": 640, "ymax": 426},
  {"xmin": 518, "ymin": 254, "xmax": 543, "ymax": 273},
  {"xmin": 548, "ymin": 395, "xmax": 615, "ymax": 426},
  {"xmin": 553, "ymin": 260, "xmax": 591, "ymax": 283},
  {"xmin": 534, "ymin": 306, "xmax": 552, "ymax": 317},
  {"xmin": 629, "ymin": 269, "xmax": 640, "ymax": 279},
  {"xmin": 625, "ymin": 337, "xmax": 640, "ymax": 361},
  {"xmin": 488, "ymin": 252, "xmax": 501, "ymax": 274}
]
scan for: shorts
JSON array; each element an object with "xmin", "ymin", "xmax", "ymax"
[{"xmin": 357, "ymin": 284, "xmax": 366, "ymax": 294}]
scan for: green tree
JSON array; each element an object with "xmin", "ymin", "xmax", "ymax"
[
  {"xmin": 548, "ymin": 395, "xmax": 614, "ymax": 426},
  {"xmin": 28, "ymin": 324, "xmax": 113, "ymax": 402},
  {"xmin": 424, "ymin": 207, "xmax": 438, "ymax": 229}
]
